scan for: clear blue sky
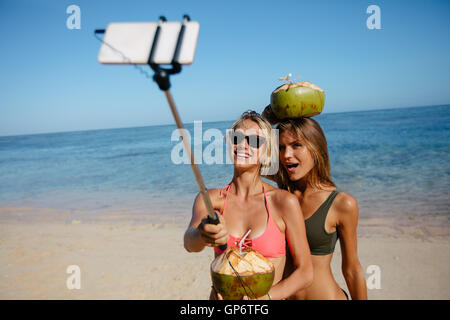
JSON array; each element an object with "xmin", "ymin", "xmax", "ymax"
[{"xmin": 1, "ymin": 0, "xmax": 449, "ymax": 136}]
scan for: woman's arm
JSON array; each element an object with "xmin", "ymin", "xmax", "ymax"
[
  {"xmin": 336, "ymin": 193, "xmax": 368, "ymax": 300},
  {"xmin": 266, "ymin": 192, "xmax": 313, "ymax": 300},
  {"xmin": 184, "ymin": 191, "xmax": 228, "ymax": 253}
]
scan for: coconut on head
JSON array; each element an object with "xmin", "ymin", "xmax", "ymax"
[
  {"xmin": 210, "ymin": 247, "xmax": 275, "ymax": 300},
  {"xmin": 270, "ymin": 75, "xmax": 325, "ymax": 119}
]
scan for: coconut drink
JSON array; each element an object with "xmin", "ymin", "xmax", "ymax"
[
  {"xmin": 270, "ymin": 76, "xmax": 325, "ymax": 119},
  {"xmin": 210, "ymin": 247, "xmax": 275, "ymax": 300}
]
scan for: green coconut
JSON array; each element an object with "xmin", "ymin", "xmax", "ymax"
[
  {"xmin": 210, "ymin": 247, "xmax": 275, "ymax": 300},
  {"xmin": 270, "ymin": 81, "xmax": 325, "ymax": 119}
]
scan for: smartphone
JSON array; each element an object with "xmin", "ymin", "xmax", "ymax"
[{"xmin": 97, "ymin": 21, "xmax": 200, "ymax": 65}]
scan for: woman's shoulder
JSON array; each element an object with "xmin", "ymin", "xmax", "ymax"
[
  {"xmin": 207, "ymin": 187, "xmax": 228, "ymax": 200},
  {"xmin": 334, "ymin": 191, "xmax": 358, "ymax": 211},
  {"xmin": 263, "ymin": 182, "xmax": 299, "ymax": 209},
  {"xmin": 194, "ymin": 187, "xmax": 227, "ymax": 203},
  {"xmin": 333, "ymin": 191, "xmax": 359, "ymax": 221}
]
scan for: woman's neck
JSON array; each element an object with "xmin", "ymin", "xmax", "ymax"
[
  {"xmin": 293, "ymin": 177, "xmax": 316, "ymax": 193},
  {"xmin": 294, "ymin": 179, "xmax": 333, "ymax": 198},
  {"xmin": 231, "ymin": 168, "xmax": 262, "ymax": 198}
]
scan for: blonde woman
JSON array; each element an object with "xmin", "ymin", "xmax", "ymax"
[
  {"xmin": 263, "ymin": 108, "xmax": 367, "ymax": 300},
  {"xmin": 184, "ymin": 111, "xmax": 313, "ymax": 300}
]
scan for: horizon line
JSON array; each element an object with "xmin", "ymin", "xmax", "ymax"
[{"xmin": 1, "ymin": 103, "xmax": 448, "ymax": 138}]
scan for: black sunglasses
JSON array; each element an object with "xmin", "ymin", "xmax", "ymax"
[{"xmin": 230, "ymin": 131, "xmax": 266, "ymax": 149}]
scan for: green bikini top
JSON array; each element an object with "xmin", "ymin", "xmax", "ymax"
[{"xmin": 304, "ymin": 190, "xmax": 339, "ymax": 255}]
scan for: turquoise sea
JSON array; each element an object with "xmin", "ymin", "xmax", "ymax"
[{"xmin": 0, "ymin": 105, "xmax": 449, "ymax": 225}]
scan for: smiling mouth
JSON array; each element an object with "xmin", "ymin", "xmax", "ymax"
[{"xmin": 234, "ymin": 150, "xmax": 251, "ymax": 158}]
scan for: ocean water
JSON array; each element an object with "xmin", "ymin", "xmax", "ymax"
[{"xmin": 0, "ymin": 105, "xmax": 449, "ymax": 224}]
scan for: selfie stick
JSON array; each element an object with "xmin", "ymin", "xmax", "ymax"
[
  {"xmin": 149, "ymin": 15, "xmax": 219, "ymax": 218},
  {"xmin": 150, "ymin": 17, "xmax": 226, "ymax": 250},
  {"xmin": 95, "ymin": 16, "xmax": 226, "ymax": 250}
]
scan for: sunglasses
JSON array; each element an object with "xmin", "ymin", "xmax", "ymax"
[{"xmin": 230, "ymin": 131, "xmax": 266, "ymax": 149}]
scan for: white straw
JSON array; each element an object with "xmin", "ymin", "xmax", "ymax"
[{"xmin": 239, "ymin": 229, "xmax": 252, "ymax": 254}]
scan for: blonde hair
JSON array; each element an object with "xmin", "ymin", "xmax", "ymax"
[
  {"xmin": 276, "ymin": 118, "xmax": 335, "ymax": 192},
  {"xmin": 229, "ymin": 110, "xmax": 275, "ymax": 175}
]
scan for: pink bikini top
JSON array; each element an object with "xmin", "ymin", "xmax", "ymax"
[{"xmin": 214, "ymin": 183, "xmax": 286, "ymax": 258}]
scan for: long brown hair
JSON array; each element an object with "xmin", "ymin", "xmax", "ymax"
[{"xmin": 275, "ymin": 118, "xmax": 335, "ymax": 192}]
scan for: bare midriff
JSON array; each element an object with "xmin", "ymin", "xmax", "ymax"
[{"xmin": 291, "ymin": 254, "xmax": 346, "ymax": 300}]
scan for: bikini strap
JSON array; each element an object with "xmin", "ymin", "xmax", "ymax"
[
  {"xmin": 220, "ymin": 184, "xmax": 232, "ymax": 215},
  {"xmin": 261, "ymin": 183, "xmax": 271, "ymax": 217},
  {"xmin": 261, "ymin": 183, "xmax": 267, "ymax": 204}
]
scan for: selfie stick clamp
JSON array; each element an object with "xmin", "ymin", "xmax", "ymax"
[
  {"xmin": 149, "ymin": 17, "xmax": 182, "ymax": 91},
  {"xmin": 149, "ymin": 16, "xmax": 225, "ymax": 249}
]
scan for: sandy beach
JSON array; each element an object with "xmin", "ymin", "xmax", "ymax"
[{"xmin": 1, "ymin": 207, "xmax": 449, "ymax": 300}]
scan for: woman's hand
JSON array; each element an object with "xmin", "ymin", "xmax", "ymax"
[{"xmin": 197, "ymin": 212, "xmax": 229, "ymax": 247}]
